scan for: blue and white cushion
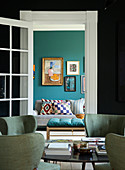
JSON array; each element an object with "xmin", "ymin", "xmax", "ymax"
[
  {"xmin": 70, "ymin": 98, "xmax": 85, "ymax": 114},
  {"xmin": 52, "ymin": 102, "xmax": 73, "ymax": 115}
]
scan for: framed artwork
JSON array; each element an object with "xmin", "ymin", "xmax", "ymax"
[
  {"xmin": 42, "ymin": 57, "xmax": 63, "ymax": 85},
  {"xmin": 67, "ymin": 61, "xmax": 79, "ymax": 75},
  {"xmin": 33, "ymin": 64, "xmax": 35, "ymax": 79},
  {"xmin": 81, "ymin": 75, "xmax": 85, "ymax": 93},
  {"xmin": 64, "ymin": 76, "xmax": 76, "ymax": 92}
]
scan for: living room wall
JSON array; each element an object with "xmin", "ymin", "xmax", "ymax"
[
  {"xmin": 33, "ymin": 31, "xmax": 85, "ymax": 108},
  {"xmin": 1, "ymin": 0, "xmax": 125, "ymax": 115}
]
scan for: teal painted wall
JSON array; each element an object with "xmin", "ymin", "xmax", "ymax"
[{"xmin": 33, "ymin": 31, "xmax": 85, "ymax": 108}]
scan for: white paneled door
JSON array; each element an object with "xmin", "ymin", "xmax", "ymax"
[{"xmin": 0, "ymin": 17, "xmax": 33, "ymax": 117}]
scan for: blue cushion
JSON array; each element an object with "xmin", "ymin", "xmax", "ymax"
[
  {"xmin": 71, "ymin": 118, "xmax": 85, "ymax": 127},
  {"xmin": 59, "ymin": 118, "xmax": 72, "ymax": 126},
  {"xmin": 47, "ymin": 118, "xmax": 85, "ymax": 127},
  {"xmin": 47, "ymin": 118, "xmax": 60, "ymax": 126}
]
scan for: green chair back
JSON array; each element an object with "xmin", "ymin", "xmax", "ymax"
[
  {"xmin": 84, "ymin": 114, "xmax": 125, "ymax": 137},
  {"xmin": 106, "ymin": 133, "xmax": 125, "ymax": 170},
  {"xmin": 0, "ymin": 133, "xmax": 45, "ymax": 170},
  {"xmin": 0, "ymin": 115, "xmax": 37, "ymax": 135}
]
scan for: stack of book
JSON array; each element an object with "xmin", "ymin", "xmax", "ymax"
[
  {"xmin": 96, "ymin": 144, "xmax": 107, "ymax": 155},
  {"xmin": 45, "ymin": 143, "xmax": 71, "ymax": 155}
]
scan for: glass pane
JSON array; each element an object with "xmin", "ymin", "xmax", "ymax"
[
  {"xmin": 0, "ymin": 24, "xmax": 10, "ymax": 48},
  {"xmin": 12, "ymin": 52, "xmax": 28, "ymax": 74},
  {"xmin": 0, "ymin": 50, "xmax": 10, "ymax": 73},
  {"xmin": 0, "ymin": 76, "xmax": 10, "ymax": 99},
  {"xmin": 12, "ymin": 76, "xmax": 28, "ymax": 98},
  {"xmin": 12, "ymin": 100, "xmax": 28, "ymax": 116},
  {"xmin": 12, "ymin": 26, "xmax": 28, "ymax": 50},
  {"xmin": 0, "ymin": 101, "xmax": 9, "ymax": 117}
]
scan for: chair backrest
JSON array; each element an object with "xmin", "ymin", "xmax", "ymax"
[
  {"xmin": 106, "ymin": 133, "xmax": 125, "ymax": 170},
  {"xmin": 0, "ymin": 115, "xmax": 37, "ymax": 135},
  {"xmin": 0, "ymin": 133, "xmax": 45, "ymax": 170},
  {"xmin": 84, "ymin": 114, "xmax": 125, "ymax": 137}
]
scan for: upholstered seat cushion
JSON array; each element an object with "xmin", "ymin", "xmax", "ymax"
[
  {"xmin": 94, "ymin": 163, "xmax": 112, "ymax": 170},
  {"xmin": 38, "ymin": 162, "xmax": 60, "ymax": 170},
  {"xmin": 47, "ymin": 118, "xmax": 85, "ymax": 127}
]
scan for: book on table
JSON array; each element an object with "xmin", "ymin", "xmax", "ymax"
[
  {"xmin": 96, "ymin": 144, "xmax": 107, "ymax": 155},
  {"xmin": 81, "ymin": 137, "xmax": 105, "ymax": 142},
  {"xmin": 45, "ymin": 143, "xmax": 71, "ymax": 155}
]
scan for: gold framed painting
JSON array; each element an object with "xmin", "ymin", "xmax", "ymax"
[
  {"xmin": 67, "ymin": 61, "xmax": 80, "ymax": 75},
  {"xmin": 42, "ymin": 57, "xmax": 63, "ymax": 85}
]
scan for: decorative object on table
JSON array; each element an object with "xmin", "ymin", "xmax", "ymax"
[
  {"xmin": 42, "ymin": 57, "xmax": 63, "ymax": 85},
  {"xmin": 64, "ymin": 76, "xmax": 76, "ymax": 92},
  {"xmin": 81, "ymin": 75, "xmax": 85, "ymax": 93},
  {"xmin": 67, "ymin": 61, "xmax": 79, "ymax": 75},
  {"xmin": 73, "ymin": 141, "xmax": 81, "ymax": 151},
  {"xmin": 33, "ymin": 64, "xmax": 35, "ymax": 79},
  {"xmin": 73, "ymin": 140, "xmax": 92, "ymax": 154}
]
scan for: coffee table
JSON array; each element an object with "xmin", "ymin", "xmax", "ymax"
[{"xmin": 42, "ymin": 145, "xmax": 109, "ymax": 170}]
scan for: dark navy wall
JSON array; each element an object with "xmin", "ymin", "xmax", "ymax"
[{"xmin": 33, "ymin": 31, "xmax": 85, "ymax": 108}]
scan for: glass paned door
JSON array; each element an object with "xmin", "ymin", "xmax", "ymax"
[{"xmin": 0, "ymin": 17, "xmax": 33, "ymax": 117}]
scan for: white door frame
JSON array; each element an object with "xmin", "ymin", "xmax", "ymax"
[{"xmin": 20, "ymin": 10, "xmax": 98, "ymax": 114}]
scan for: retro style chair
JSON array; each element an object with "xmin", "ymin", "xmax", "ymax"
[{"xmin": 0, "ymin": 133, "xmax": 60, "ymax": 170}]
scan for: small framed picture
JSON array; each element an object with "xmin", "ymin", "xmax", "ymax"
[
  {"xmin": 67, "ymin": 61, "xmax": 79, "ymax": 75},
  {"xmin": 81, "ymin": 75, "xmax": 85, "ymax": 93},
  {"xmin": 64, "ymin": 76, "xmax": 76, "ymax": 92}
]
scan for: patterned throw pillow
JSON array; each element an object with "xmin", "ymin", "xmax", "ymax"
[
  {"xmin": 70, "ymin": 98, "xmax": 85, "ymax": 114},
  {"xmin": 41, "ymin": 99, "xmax": 66, "ymax": 114},
  {"xmin": 41, "ymin": 98, "xmax": 64, "ymax": 103},
  {"xmin": 40, "ymin": 102, "xmax": 53, "ymax": 115},
  {"xmin": 52, "ymin": 102, "xmax": 73, "ymax": 115}
]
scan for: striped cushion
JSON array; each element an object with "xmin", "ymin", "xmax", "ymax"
[{"xmin": 70, "ymin": 98, "xmax": 85, "ymax": 114}]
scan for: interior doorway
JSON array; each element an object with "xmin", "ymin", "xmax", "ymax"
[{"xmin": 20, "ymin": 11, "xmax": 98, "ymax": 114}]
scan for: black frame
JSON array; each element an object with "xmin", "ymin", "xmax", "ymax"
[{"xmin": 64, "ymin": 76, "xmax": 76, "ymax": 92}]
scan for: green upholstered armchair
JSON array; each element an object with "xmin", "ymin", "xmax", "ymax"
[
  {"xmin": 0, "ymin": 133, "xmax": 60, "ymax": 170},
  {"xmin": 84, "ymin": 114, "xmax": 125, "ymax": 137},
  {"xmin": 94, "ymin": 133, "xmax": 125, "ymax": 170},
  {"xmin": 0, "ymin": 115, "xmax": 37, "ymax": 135}
]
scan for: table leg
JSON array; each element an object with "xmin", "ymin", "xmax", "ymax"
[
  {"xmin": 46, "ymin": 127, "xmax": 50, "ymax": 140},
  {"xmin": 82, "ymin": 162, "xmax": 86, "ymax": 170},
  {"xmin": 44, "ymin": 159, "xmax": 50, "ymax": 163}
]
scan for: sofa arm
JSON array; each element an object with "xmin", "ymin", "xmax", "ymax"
[{"xmin": 33, "ymin": 110, "xmax": 38, "ymax": 116}]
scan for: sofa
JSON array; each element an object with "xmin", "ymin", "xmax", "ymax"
[{"xmin": 34, "ymin": 98, "xmax": 85, "ymax": 128}]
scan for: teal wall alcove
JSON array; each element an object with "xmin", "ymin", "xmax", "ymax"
[{"xmin": 33, "ymin": 31, "xmax": 85, "ymax": 108}]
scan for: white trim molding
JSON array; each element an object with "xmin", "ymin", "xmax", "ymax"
[{"xmin": 20, "ymin": 10, "xmax": 98, "ymax": 114}]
